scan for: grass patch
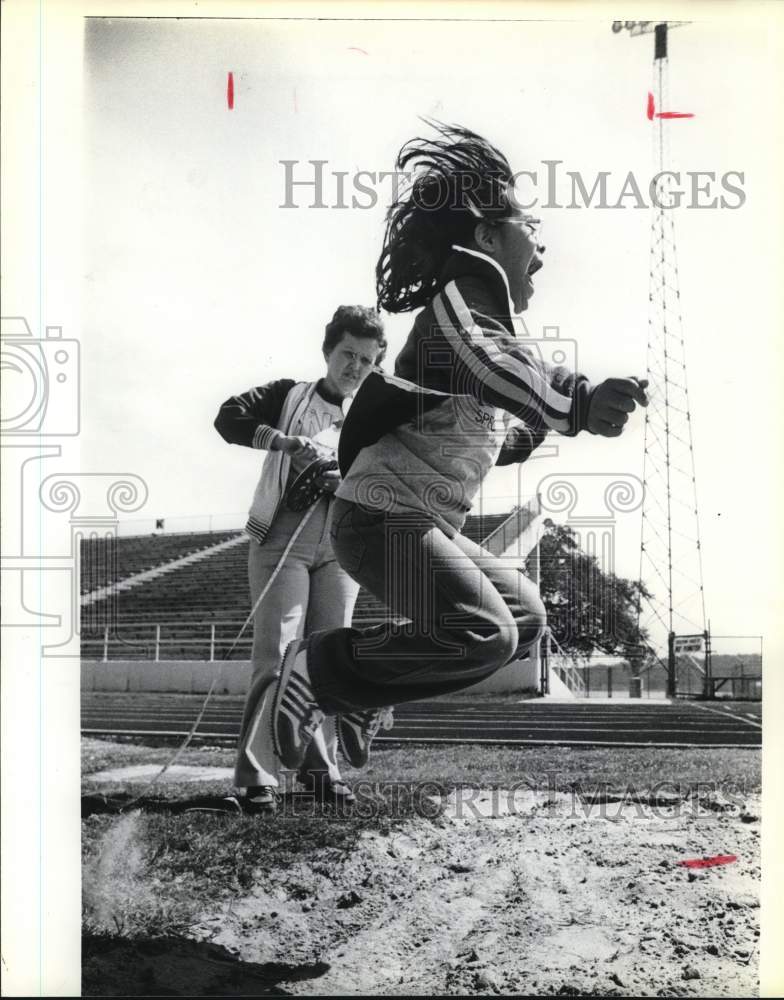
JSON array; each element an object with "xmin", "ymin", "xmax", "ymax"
[
  {"xmin": 83, "ymin": 737, "xmax": 761, "ymax": 798},
  {"xmin": 359, "ymin": 743, "xmax": 761, "ymax": 793},
  {"xmin": 82, "ymin": 737, "xmax": 234, "ymax": 776},
  {"xmin": 82, "ymin": 787, "xmax": 422, "ymax": 942}
]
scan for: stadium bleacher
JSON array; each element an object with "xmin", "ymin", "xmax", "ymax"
[
  {"xmin": 79, "ymin": 531, "xmax": 241, "ymax": 594},
  {"xmin": 80, "ymin": 512, "xmax": 521, "ymax": 661}
]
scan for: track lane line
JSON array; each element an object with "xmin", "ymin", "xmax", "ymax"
[{"xmin": 691, "ymin": 701, "xmax": 762, "ymax": 730}]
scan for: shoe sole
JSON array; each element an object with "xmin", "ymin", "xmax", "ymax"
[
  {"xmin": 299, "ymin": 778, "xmax": 357, "ymax": 804},
  {"xmin": 326, "ymin": 788, "xmax": 357, "ymax": 804},
  {"xmin": 337, "ymin": 717, "xmax": 368, "ymax": 769},
  {"xmin": 270, "ymin": 639, "xmax": 308, "ymax": 767}
]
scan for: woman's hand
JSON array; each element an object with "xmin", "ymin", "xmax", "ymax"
[{"xmin": 272, "ymin": 435, "xmax": 321, "ymax": 461}]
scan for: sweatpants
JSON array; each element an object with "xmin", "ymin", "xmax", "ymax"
[
  {"xmin": 308, "ymin": 498, "xmax": 547, "ymax": 713},
  {"xmin": 234, "ymin": 497, "xmax": 359, "ymax": 788}
]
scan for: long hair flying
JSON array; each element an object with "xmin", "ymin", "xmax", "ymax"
[{"xmin": 376, "ymin": 121, "xmax": 516, "ymax": 314}]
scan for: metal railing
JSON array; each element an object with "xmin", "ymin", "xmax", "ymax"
[
  {"xmin": 708, "ymin": 675, "xmax": 762, "ymax": 700},
  {"xmin": 81, "ymin": 620, "xmax": 252, "ymax": 661},
  {"xmin": 546, "ymin": 631, "xmax": 587, "ymax": 696}
]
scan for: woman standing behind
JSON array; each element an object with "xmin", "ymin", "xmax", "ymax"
[{"xmin": 214, "ymin": 305, "xmax": 387, "ymax": 814}]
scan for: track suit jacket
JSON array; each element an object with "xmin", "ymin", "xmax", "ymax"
[
  {"xmin": 336, "ymin": 245, "xmax": 594, "ymax": 535},
  {"xmin": 215, "ymin": 379, "xmax": 345, "ymax": 543}
]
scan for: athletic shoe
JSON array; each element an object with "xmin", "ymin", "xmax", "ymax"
[
  {"xmin": 271, "ymin": 640, "xmax": 326, "ymax": 770},
  {"xmin": 242, "ymin": 786, "xmax": 278, "ymax": 816},
  {"xmin": 322, "ymin": 780, "xmax": 356, "ymax": 805},
  {"xmin": 298, "ymin": 771, "xmax": 356, "ymax": 804},
  {"xmin": 337, "ymin": 707, "xmax": 394, "ymax": 768}
]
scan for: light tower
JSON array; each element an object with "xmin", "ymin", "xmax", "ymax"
[{"xmin": 614, "ymin": 21, "xmax": 711, "ymax": 698}]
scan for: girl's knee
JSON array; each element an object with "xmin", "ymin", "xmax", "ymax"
[
  {"xmin": 439, "ymin": 614, "xmax": 517, "ymax": 672},
  {"xmin": 479, "ymin": 615, "xmax": 520, "ymax": 669},
  {"xmin": 516, "ymin": 598, "xmax": 548, "ymax": 654}
]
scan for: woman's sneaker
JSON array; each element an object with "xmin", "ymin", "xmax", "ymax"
[
  {"xmin": 298, "ymin": 771, "xmax": 357, "ymax": 805},
  {"xmin": 337, "ymin": 707, "xmax": 394, "ymax": 768},
  {"xmin": 242, "ymin": 786, "xmax": 277, "ymax": 815},
  {"xmin": 271, "ymin": 640, "xmax": 326, "ymax": 770}
]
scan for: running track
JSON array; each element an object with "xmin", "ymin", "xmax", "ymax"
[{"xmin": 81, "ymin": 694, "xmax": 761, "ymax": 748}]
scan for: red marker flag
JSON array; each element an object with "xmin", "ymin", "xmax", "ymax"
[
  {"xmin": 647, "ymin": 91, "xmax": 694, "ymax": 120},
  {"xmin": 678, "ymin": 854, "xmax": 737, "ymax": 869},
  {"xmin": 227, "ymin": 72, "xmax": 234, "ymax": 110}
]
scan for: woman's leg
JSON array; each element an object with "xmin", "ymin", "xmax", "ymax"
[{"xmin": 234, "ymin": 538, "xmax": 310, "ymax": 789}]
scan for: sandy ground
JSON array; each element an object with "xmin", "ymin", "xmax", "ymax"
[
  {"xmin": 193, "ymin": 790, "xmax": 760, "ymax": 997},
  {"xmin": 82, "ymin": 738, "xmax": 761, "ymax": 997},
  {"xmin": 81, "ymin": 791, "xmax": 760, "ymax": 997}
]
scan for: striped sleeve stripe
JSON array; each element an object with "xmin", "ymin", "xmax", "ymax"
[
  {"xmin": 253, "ymin": 425, "xmax": 280, "ymax": 450},
  {"xmin": 434, "ymin": 289, "xmax": 559, "ymax": 429},
  {"xmin": 437, "ymin": 282, "xmax": 573, "ymax": 432},
  {"xmin": 245, "ymin": 516, "xmax": 271, "ymax": 543},
  {"xmin": 441, "ymin": 281, "xmax": 573, "ymax": 424}
]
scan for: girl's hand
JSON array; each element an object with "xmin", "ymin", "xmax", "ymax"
[{"xmin": 587, "ymin": 377, "xmax": 649, "ymax": 437}]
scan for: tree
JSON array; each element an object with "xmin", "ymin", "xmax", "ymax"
[{"xmin": 527, "ymin": 519, "xmax": 653, "ymax": 659}]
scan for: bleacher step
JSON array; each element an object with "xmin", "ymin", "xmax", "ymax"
[{"xmin": 81, "ymin": 533, "xmax": 248, "ymax": 606}]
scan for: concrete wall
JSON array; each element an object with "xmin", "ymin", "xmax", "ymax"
[
  {"xmin": 462, "ymin": 653, "xmax": 540, "ymax": 695},
  {"xmin": 82, "ymin": 656, "xmax": 542, "ymax": 696},
  {"xmin": 82, "ymin": 659, "xmax": 252, "ymax": 695}
]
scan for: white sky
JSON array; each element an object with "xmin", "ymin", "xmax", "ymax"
[
  {"xmin": 81, "ymin": 15, "xmax": 783, "ymax": 652},
  {"xmin": 2, "ymin": 7, "xmax": 783, "ymax": 994}
]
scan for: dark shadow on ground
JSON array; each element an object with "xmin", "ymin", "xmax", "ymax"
[
  {"xmin": 81, "ymin": 793, "xmax": 244, "ymax": 818},
  {"xmin": 83, "ymin": 934, "xmax": 330, "ymax": 996},
  {"xmin": 81, "ymin": 787, "xmax": 445, "ymax": 820}
]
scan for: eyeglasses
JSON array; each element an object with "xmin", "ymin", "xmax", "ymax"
[
  {"xmin": 497, "ymin": 215, "xmax": 542, "ymax": 237},
  {"xmin": 496, "ymin": 215, "xmax": 545, "ymax": 251}
]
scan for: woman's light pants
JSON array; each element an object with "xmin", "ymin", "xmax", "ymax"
[{"xmin": 234, "ymin": 500, "xmax": 359, "ymax": 789}]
